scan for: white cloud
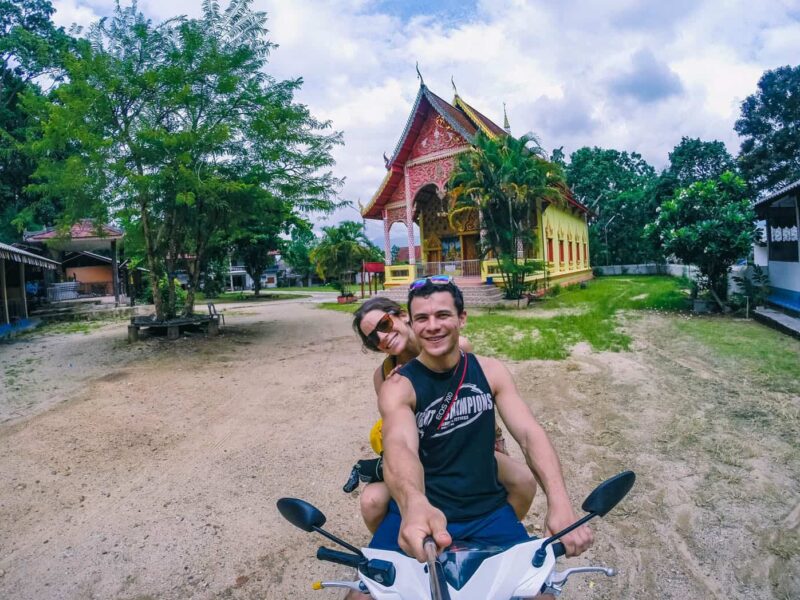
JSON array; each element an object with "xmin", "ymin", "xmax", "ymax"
[{"xmin": 49, "ymin": 0, "xmax": 800, "ymax": 244}]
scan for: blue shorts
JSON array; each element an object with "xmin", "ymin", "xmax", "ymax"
[{"xmin": 369, "ymin": 500, "xmax": 529, "ymax": 552}]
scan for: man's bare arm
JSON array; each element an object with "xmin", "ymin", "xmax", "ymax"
[
  {"xmin": 480, "ymin": 356, "xmax": 593, "ymax": 556},
  {"xmin": 378, "ymin": 375, "xmax": 451, "ymax": 560}
]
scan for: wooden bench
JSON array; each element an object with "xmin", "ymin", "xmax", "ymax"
[{"xmin": 128, "ymin": 314, "xmax": 220, "ymax": 342}]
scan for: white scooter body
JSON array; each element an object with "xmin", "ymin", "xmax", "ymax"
[{"xmin": 360, "ymin": 538, "xmax": 556, "ymax": 599}]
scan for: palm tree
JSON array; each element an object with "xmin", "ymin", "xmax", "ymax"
[
  {"xmin": 310, "ymin": 221, "xmax": 378, "ymax": 295},
  {"xmin": 449, "ymin": 132, "xmax": 567, "ymax": 298}
]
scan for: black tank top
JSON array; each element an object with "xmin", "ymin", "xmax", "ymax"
[{"xmin": 398, "ymin": 354, "xmax": 507, "ymax": 522}]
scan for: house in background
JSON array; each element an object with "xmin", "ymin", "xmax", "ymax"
[
  {"xmin": 0, "ymin": 242, "xmax": 60, "ymax": 336},
  {"xmin": 754, "ymin": 179, "xmax": 800, "ymax": 314}
]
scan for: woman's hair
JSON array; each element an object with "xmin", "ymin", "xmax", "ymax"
[{"xmin": 352, "ymin": 297, "xmax": 404, "ymax": 352}]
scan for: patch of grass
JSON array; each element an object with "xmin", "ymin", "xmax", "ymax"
[
  {"xmin": 317, "ymin": 302, "xmax": 360, "ymax": 313},
  {"xmin": 466, "ymin": 276, "xmax": 688, "ymax": 360},
  {"xmin": 673, "ymin": 317, "xmax": 800, "ymax": 395},
  {"xmin": 23, "ymin": 320, "xmax": 107, "ymax": 337}
]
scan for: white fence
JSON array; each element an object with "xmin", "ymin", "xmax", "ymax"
[{"xmin": 593, "ymin": 262, "xmax": 759, "ymax": 295}]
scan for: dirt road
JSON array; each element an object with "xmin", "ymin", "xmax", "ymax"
[{"xmin": 0, "ymin": 299, "xmax": 797, "ymax": 599}]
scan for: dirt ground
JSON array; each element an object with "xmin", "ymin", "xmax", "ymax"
[{"xmin": 1, "ymin": 297, "xmax": 798, "ymax": 599}]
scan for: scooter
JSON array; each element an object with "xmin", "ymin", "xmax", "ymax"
[{"xmin": 277, "ymin": 470, "xmax": 635, "ymax": 599}]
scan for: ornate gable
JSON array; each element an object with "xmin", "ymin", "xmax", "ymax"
[{"xmin": 410, "ymin": 113, "xmax": 469, "ymax": 161}]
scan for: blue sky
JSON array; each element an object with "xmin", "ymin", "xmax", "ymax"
[{"xmin": 51, "ymin": 0, "xmax": 800, "ymax": 247}]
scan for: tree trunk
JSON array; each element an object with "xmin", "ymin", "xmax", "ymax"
[{"xmin": 141, "ymin": 203, "xmax": 164, "ymax": 320}]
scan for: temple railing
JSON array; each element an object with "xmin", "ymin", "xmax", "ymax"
[{"xmin": 417, "ymin": 260, "xmax": 481, "ymax": 278}]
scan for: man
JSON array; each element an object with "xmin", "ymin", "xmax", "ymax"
[{"xmin": 373, "ymin": 277, "xmax": 593, "ymax": 563}]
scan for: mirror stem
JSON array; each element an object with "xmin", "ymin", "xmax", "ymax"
[
  {"xmin": 313, "ymin": 526, "xmax": 364, "ymax": 557},
  {"xmin": 532, "ymin": 512, "xmax": 596, "ymax": 568}
]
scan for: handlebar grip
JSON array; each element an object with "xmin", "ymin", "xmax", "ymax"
[
  {"xmin": 316, "ymin": 546, "xmax": 363, "ymax": 569},
  {"xmin": 553, "ymin": 542, "xmax": 566, "ymax": 558}
]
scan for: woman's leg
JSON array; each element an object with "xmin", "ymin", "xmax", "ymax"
[
  {"xmin": 496, "ymin": 451, "xmax": 537, "ymax": 520},
  {"xmin": 360, "ymin": 482, "xmax": 391, "ymax": 533}
]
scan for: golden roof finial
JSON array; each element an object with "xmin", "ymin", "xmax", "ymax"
[
  {"xmin": 451, "ymin": 75, "xmax": 459, "ymax": 98},
  {"xmin": 503, "ymin": 102, "xmax": 511, "ymax": 134},
  {"xmin": 416, "ymin": 62, "xmax": 425, "ymax": 86}
]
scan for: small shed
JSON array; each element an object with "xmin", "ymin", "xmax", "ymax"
[
  {"xmin": 0, "ymin": 242, "xmax": 60, "ymax": 333},
  {"xmin": 754, "ymin": 179, "xmax": 800, "ymax": 313}
]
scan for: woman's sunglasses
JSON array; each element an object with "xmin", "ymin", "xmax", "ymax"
[
  {"xmin": 367, "ymin": 312, "xmax": 395, "ymax": 348},
  {"xmin": 409, "ymin": 274, "xmax": 453, "ymax": 290}
]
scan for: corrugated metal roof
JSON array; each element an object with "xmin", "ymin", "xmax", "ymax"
[
  {"xmin": 0, "ymin": 242, "xmax": 59, "ymax": 269},
  {"xmin": 754, "ymin": 179, "xmax": 800, "ymax": 208}
]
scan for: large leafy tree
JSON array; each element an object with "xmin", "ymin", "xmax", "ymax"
[
  {"xmin": 449, "ymin": 132, "xmax": 564, "ymax": 298},
  {"xmin": 28, "ymin": 0, "xmax": 342, "ymax": 319},
  {"xmin": 310, "ymin": 221, "xmax": 376, "ymax": 295},
  {"xmin": 0, "ymin": 0, "xmax": 73, "ymax": 240},
  {"xmin": 647, "ymin": 172, "xmax": 758, "ymax": 309},
  {"xmin": 565, "ymin": 147, "xmax": 658, "ymax": 265},
  {"xmin": 735, "ymin": 65, "xmax": 800, "ymax": 195}
]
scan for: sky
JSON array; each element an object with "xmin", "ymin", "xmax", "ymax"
[{"xmin": 50, "ymin": 0, "xmax": 800, "ymax": 246}]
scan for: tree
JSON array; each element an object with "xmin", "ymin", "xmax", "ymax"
[
  {"xmin": 283, "ymin": 224, "xmax": 317, "ymax": 287},
  {"xmin": 310, "ymin": 221, "xmax": 375, "ymax": 295},
  {"xmin": 449, "ymin": 133, "xmax": 563, "ymax": 299},
  {"xmin": 565, "ymin": 147, "xmax": 658, "ymax": 265},
  {"xmin": 28, "ymin": 0, "xmax": 342, "ymax": 319},
  {"xmin": 735, "ymin": 65, "xmax": 800, "ymax": 195},
  {"xmin": 0, "ymin": 0, "xmax": 74, "ymax": 240},
  {"xmin": 646, "ymin": 172, "xmax": 758, "ymax": 309}
]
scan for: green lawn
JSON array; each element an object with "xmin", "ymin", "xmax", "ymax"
[
  {"xmin": 317, "ymin": 301, "xmax": 360, "ymax": 313},
  {"xmin": 466, "ymin": 276, "xmax": 691, "ymax": 360},
  {"xmin": 673, "ymin": 316, "xmax": 800, "ymax": 395}
]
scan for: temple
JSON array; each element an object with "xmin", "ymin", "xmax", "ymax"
[{"xmin": 361, "ymin": 82, "xmax": 592, "ymax": 289}]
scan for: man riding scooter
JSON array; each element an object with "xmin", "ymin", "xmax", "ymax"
[{"xmin": 347, "ymin": 276, "xmax": 592, "ymax": 599}]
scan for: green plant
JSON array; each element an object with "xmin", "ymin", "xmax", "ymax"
[
  {"xmin": 449, "ymin": 132, "xmax": 564, "ymax": 299},
  {"xmin": 548, "ymin": 283, "xmax": 562, "ymax": 296},
  {"xmin": 730, "ymin": 264, "xmax": 771, "ymax": 312},
  {"xmin": 592, "ymin": 267, "xmax": 604, "ymax": 276}
]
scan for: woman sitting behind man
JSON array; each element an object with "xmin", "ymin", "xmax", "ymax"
[{"xmin": 349, "ymin": 296, "xmax": 537, "ymax": 532}]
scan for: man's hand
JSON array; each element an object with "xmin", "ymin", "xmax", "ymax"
[
  {"xmin": 545, "ymin": 506, "xmax": 593, "ymax": 557},
  {"xmin": 398, "ymin": 496, "xmax": 452, "ymax": 562}
]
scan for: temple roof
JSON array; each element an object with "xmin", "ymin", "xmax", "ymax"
[{"xmin": 363, "ymin": 85, "xmax": 507, "ymax": 219}]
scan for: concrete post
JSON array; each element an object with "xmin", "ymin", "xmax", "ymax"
[
  {"xmin": 111, "ymin": 239, "xmax": 120, "ymax": 307},
  {"xmin": 20, "ymin": 262, "xmax": 27, "ymax": 319},
  {"xmin": 1, "ymin": 258, "xmax": 8, "ymax": 324}
]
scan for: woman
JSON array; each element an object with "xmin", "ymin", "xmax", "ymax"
[{"xmin": 350, "ymin": 296, "xmax": 536, "ymax": 532}]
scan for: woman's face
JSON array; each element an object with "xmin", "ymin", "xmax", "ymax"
[{"xmin": 359, "ymin": 309, "xmax": 412, "ymax": 355}]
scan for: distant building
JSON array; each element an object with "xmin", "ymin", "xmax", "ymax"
[{"xmin": 754, "ymin": 179, "xmax": 800, "ymax": 313}]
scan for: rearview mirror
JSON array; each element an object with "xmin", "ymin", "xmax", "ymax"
[
  {"xmin": 581, "ymin": 470, "xmax": 636, "ymax": 517},
  {"xmin": 277, "ymin": 498, "xmax": 326, "ymax": 532}
]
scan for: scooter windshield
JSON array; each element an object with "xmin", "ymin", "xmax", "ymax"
[{"xmin": 439, "ymin": 543, "xmax": 513, "ymax": 591}]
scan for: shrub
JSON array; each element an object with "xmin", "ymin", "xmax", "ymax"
[{"xmin": 593, "ymin": 267, "xmax": 604, "ymax": 276}]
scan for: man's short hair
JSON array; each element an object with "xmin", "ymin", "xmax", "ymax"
[{"xmin": 407, "ymin": 278, "xmax": 465, "ymax": 316}]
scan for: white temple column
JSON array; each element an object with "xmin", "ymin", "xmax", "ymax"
[
  {"xmin": 383, "ymin": 210, "xmax": 392, "ymax": 265},
  {"xmin": 404, "ymin": 169, "xmax": 416, "ymax": 266}
]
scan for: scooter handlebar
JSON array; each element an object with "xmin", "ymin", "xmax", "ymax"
[
  {"xmin": 553, "ymin": 542, "xmax": 566, "ymax": 558},
  {"xmin": 316, "ymin": 546, "xmax": 363, "ymax": 569}
]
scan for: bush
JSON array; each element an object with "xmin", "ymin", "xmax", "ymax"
[
  {"xmin": 548, "ymin": 283, "xmax": 562, "ymax": 296},
  {"xmin": 593, "ymin": 267, "xmax": 604, "ymax": 276}
]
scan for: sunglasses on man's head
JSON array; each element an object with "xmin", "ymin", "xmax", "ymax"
[
  {"xmin": 367, "ymin": 312, "xmax": 395, "ymax": 348},
  {"xmin": 409, "ymin": 275, "xmax": 453, "ymax": 291}
]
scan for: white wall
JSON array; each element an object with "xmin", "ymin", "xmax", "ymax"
[{"xmin": 769, "ymin": 262, "xmax": 800, "ymax": 293}]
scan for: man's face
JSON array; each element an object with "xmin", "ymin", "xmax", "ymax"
[{"xmin": 409, "ymin": 291, "xmax": 466, "ymax": 357}]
